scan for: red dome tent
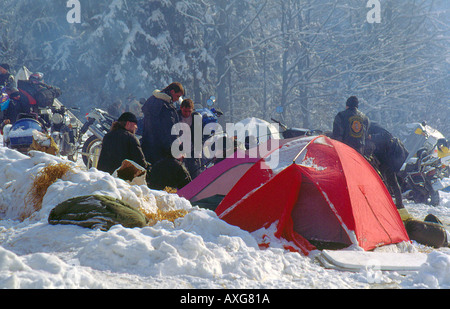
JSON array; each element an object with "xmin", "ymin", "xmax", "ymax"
[{"xmin": 215, "ymin": 135, "xmax": 410, "ymax": 255}]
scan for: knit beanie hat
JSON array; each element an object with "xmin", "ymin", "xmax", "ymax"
[
  {"xmin": 346, "ymin": 96, "xmax": 359, "ymax": 108},
  {"xmin": 118, "ymin": 112, "xmax": 138, "ymax": 124}
]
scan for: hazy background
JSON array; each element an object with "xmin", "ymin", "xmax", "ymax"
[{"xmin": 1, "ymin": 0, "xmax": 448, "ymax": 137}]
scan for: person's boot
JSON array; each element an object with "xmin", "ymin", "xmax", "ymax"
[{"xmin": 397, "ymin": 207, "xmax": 413, "ymax": 222}]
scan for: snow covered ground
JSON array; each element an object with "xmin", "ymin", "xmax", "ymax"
[{"xmin": 1, "ymin": 137, "xmax": 450, "ymax": 290}]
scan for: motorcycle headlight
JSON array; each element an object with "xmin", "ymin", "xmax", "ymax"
[{"xmin": 52, "ymin": 113, "xmax": 64, "ymax": 125}]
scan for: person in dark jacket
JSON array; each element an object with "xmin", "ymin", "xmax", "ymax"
[
  {"xmin": 332, "ymin": 96, "xmax": 370, "ymax": 155},
  {"xmin": 1, "ymin": 88, "xmax": 33, "ymax": 125},
  {"xmin": 97, "ymin": 112, "xmax": 149, "ymax": 175},
  {"xmin": 141, "ymin": 82, "xmax": 184, "ymax": 164},
  {"xmin": 18, "ymin": 72, "xmax": 61, "ymax": 110},
  {"xmin": 0, "ymin": 63, "xmax": 16, "ymax": 91},
  {"xmin": 367, "ymin": 122, "xmax": 407, "ymax": 210}
]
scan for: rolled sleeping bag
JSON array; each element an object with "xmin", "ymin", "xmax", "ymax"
[{"xmin": 405, "ymin": 215, "xmax": 448, "ymax": 248}]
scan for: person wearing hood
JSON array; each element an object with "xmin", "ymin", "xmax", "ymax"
[{"xmin": 141, "ymin": 82, "xmax": 184, "ymax": 165}]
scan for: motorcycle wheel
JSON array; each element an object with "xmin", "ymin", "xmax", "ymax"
[
  {"xmin": 411, "ymin": 189, "xmax": 427, "ymax": 204},
  {"xmin": 82, "ymin": 135, "xmax": 102, "ymax": 169},
  {"xmin": 429, "ymin": 189, "xmax": 440, "ymax": 206}
]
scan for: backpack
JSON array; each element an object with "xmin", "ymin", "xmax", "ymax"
[
  {"xmin": 35, "ymin": 86, "xmax": 61, "ymax": 108},
  {"xmin": 147, "ymin": 157, "xmax": 192, "ymax": 190},
  {"xmin": 387, "ymin": 137, "xmax": 409, "ymax": 172},
  {"xmin": 48, "ymin": 195, "xmax": 148, "ymax": 231}
]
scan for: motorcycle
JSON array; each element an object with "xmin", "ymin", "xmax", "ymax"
[
  {"xmin": 2, "ymin": 98, "xmax": 113, "ymax": 168},
  {"xmin": 2, "ymin": 87, "xmax": 46, "ymax": 152},
  {"xmin": 77, "ymin": 108, "xmax": 115, "ymax": 168},
  {"xmin": 45, "ymin": 105, "xmax": 81, "ymax": 161},
  {"xmin": 397, "ymin": 123, "xmax": 450, "ymax": 206},
  {"xmin": 401, "ymin": 121, "xmax": 447, "ymax": 163},
  {"xmin": 399, "ymin": 140, "xmax": 449, "ymax": 206},
  {"xmin": 3, "ymin": 105, "xmax": 79, "ymax": 158},
  {"xmin": 193, "ymin": 96, "xmax": 230, "ymax": 168},
  {"xmin": 3, "ymin": 117, "xmax": 47, "ymax": 153},
  {"xmin": 271, "ymin": 118, "xmax": 323, "ymax": 139}
]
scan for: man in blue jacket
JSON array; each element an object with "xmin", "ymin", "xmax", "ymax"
[{"xmin": 141, "ymin": 82, "xmax": 184, "ymax": 164}]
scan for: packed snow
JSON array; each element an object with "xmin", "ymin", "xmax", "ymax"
[{"xmin": 1, "ymin": 138, "xmax": 450, "ymax": 290}]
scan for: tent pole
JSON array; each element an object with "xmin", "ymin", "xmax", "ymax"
[{"xmin": 292, "ymin": 135, "xmax": 322, "ymax": 164}]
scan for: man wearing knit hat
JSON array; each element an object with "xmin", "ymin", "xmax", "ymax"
[{"xmin": 97, "ymin": 112, "xmax": 149, "ymax": 175}]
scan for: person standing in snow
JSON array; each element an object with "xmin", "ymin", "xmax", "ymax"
[
  {"xmin": 97, "ymin": 112, "xmax": 149, "ymax": 175},
  {"xmin": 332, "ymin": 96, "xmax": 370, "ymax": 155},
  {"xmin": 141, "ymin": 82, "xmax": 184, "ymax": 165}
]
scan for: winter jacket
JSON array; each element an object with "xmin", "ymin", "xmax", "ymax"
[
  {"xmin": 177, "ymin": 110, "xmax": 202, "ymax": 150},
  {"xmin": 367, "ymin": 122, "xmax": 406, "ymax": 208},
  {"xmin": 141, "ymin": 90, "xmax": 180, "ymax": 164},
  {"xmin": 97, "ymin": 125, "xmax": 149, "ymax": 175},
  {"xmin": 332, "ymin": 107, "xmax": 370, "ymax": 154},
  {"xmin": 1, "ymin": 96, "xmax": 33, "ymax": 124},
  {"xmin": 368, "ymin": 122, "xmax": 408, "ymax": 173},
  {"xmin": 18, "ymin": 80, "xmax": 61, "ymax": 108},
  {"xmin": 368, "ymin": 122, "xmax": 392, "ymax": 161},
  {"xmin": 177, "ymin": 110, "xmax": 203, "ymax": 179}
]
